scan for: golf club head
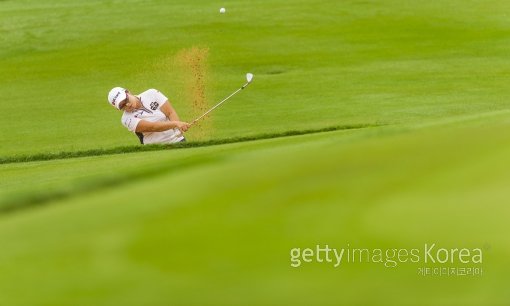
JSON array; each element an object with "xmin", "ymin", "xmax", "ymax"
[{"xmin": 246, "ymin": 73, "xmax": 254, "ymax": 83}]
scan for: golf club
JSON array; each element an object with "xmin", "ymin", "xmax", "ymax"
[{"xmin": 190, "ymin": 72, "xmax": 254, "ymax": 126}]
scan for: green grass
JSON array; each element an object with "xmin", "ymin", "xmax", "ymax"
[
  {"xmin": 0, "ymin": 123, "xmax": 376, "ymax": 165},
  {"xmin": 1, "ymin": 113, "xmax": 510, "ymax": 305},
  {"xmin": 1, "ymin": 0, "xmax": 510, "ymax": 305},
  {"xmin": 2, "ymin": 0, "xmax": 510, "ymax": 156}
]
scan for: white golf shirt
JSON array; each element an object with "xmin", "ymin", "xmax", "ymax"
[{"xmin": 121, "ymin": 89, "xmax": 184, "ymax": 144}]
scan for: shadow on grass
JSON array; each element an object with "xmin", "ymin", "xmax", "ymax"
[
  {"xmin": 0, "ymin": 123, "xmax": 382, "ymax": 165},
  {"xmin": 0, "ymin": 155, "xmax": 221, "ymax": 215},
  {"xmin": 0, "ymin": 123, "xmax": 383, "ymax": 215}
]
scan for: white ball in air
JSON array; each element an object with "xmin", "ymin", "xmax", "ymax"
[{"xmin": 220, "ymin": 7, "xmax": 226, "ymax": 14}]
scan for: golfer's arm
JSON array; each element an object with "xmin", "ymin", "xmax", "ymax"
[
  {"xmin": 160, "ymin": 101, "xmax": 181, "ymax": 121},
  {"xmin": 135, "ymin": 120, "xmax": 180, "ymax": 133}
]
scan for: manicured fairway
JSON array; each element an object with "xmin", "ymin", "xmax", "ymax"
[
  {"xmin": 2, "ymin": 0, "xmax": 510, "ymax": 156},
  {"xmin": 1, "ymin": 0, "xmax": 510, "ymax": 305}
]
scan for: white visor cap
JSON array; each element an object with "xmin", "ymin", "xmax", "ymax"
[{"xmin": 108, "ymin": 87, "xmax": 127, "ymax": 109}]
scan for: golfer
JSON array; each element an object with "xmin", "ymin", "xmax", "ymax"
[{"xmin": 107, "ymin": 87, "xmax": 190, "ymax": 144}]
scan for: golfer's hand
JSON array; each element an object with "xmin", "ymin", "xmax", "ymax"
[{"xmin": 175, "ymin": 121, "xmax": 190, "ymax": 132}]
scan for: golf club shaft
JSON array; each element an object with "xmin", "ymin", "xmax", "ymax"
[{"xmin": 190, "ymin": 81, "xmax": 250, "ymax": 126}]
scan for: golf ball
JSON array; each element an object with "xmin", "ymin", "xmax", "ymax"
[{"xmin": 220, "ymin": 7, "xmax": 226, "ymax": 14}]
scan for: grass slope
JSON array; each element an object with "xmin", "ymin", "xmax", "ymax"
[
  {"xmin": 0, "ymin": 112, "xmax": 509, "ymax": 305},
  {"xmin": 0, "ymin": 123, "xmax": 376, "ymax": 165},
  {"xmin": 0, "ymin": 126, "xmax": 375, "ymax": 213}
]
